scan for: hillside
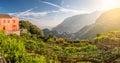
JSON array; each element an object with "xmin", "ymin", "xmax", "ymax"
[
  {"xmin": 1, "ymin": 20, "xmax": 120, "ymax": 63},
  {"xmin": 20, "ymin": 20, "xmax": 45, "ymax": 37},
  {"xmin": 43, "ymin": 28, "xmax": 74, "ymax": 39},
  {"xmin": 52, "ymin": 11, "xmax": 102, "ymax": 33},
  {"xmin": 74, "ymin": 8, "xmax": 120, "ymax": 39}
]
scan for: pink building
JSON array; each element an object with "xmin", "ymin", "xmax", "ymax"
[{"xmin": 0, "ymin": 14, "xmax": 20, "ymax": 35}]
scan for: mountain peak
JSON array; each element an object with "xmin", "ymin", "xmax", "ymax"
[
  {"xmin": 96, "ymin": 8, "xmax": 120, "ymax": 24},
  {"xmin": 52, "ymin": 11, "xmax": 102, "ymax": 33},
  {"xmin": 74, "ymin": 8, "xmax": 120, "ymax": 40}
]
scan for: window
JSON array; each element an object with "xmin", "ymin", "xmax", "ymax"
[
  {"xmin": 4, "ymin": 20, "xmax": 6, "ymax": 23},
  {"xmin": 8, "ymin": 20, "xmax": 10, "ymax": 23},
  {"xmin": 13, "ymin": 20, "xmax": 15, "ymax": 23},
  {"xmin": 12, "ymin": 25, "xmax": 17, "ymax": 31}
]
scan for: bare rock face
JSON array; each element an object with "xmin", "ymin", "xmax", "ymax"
[{"xmin": 0, "ymin": 53, "xmax": 7, "ymax": 63}]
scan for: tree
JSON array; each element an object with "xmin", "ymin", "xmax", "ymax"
[{"xmin": 19, "ymin": 21, "xmax": 45, "ymax": 38}]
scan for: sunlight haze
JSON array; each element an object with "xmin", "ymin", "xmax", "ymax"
[
  {"xmin": 101, "ymin": 0, "xmax": 116, "ymax": 10},
  {"xmin": 1, "ymin": 0, "xmax": 120, "ymax": 29}
]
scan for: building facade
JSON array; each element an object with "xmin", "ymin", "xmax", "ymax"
[{"xmin": 0, "ymin": 14, "xmax": 20, "ymax": 35}]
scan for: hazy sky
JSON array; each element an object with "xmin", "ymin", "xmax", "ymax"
[{"xmin": 0, "ymin": 0, "xmax": 120, "ymax": 29}]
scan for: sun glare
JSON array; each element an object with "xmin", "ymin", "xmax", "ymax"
[{"xmin": 102, "ymin": 0, "xmax": 116, "ymax": 10}]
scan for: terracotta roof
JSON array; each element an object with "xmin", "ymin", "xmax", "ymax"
[{"xmin": 0, "ymin": 14, "xmax": 11, "ymax": 18}]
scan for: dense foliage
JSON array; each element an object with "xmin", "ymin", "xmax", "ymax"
[
  {"xmin": 1, "ymin": 21, "xmax": 120, "ymax": 63},
  {"xmin": 19, "ymin": 21, "xmax": 45, "ymax": 38}
]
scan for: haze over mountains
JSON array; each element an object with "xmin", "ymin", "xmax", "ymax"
[
  {"xmin": 44, "ymin": 8, "xmax": 120, "ymax": 40},
  {"xmin": 52, "ymin": 11, "xmax": 102, "ymax": 33},
  {"xmin": 74, "ymin": 8, "xmax": 120, "ymax": 39}
]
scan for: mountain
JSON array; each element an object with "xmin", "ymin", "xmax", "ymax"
[
  {"xmin": 52, "ymin": 11, "xmax": 102, "ymax": 33},
  {"xmin": 43, "ymin": 28, "xmax": 74, "ymax": 39},
  {"xmin": 74, "ymin": 8, "xmax": 120, "ymax": 40}
]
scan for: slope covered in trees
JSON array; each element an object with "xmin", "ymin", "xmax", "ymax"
[
  {"xmin": 2, "ymin": 8, "xmax": 120, "ymax": 62},
  {"xmin": 43, "ymin": 28, "xmax": 73, "ymax": 39},
  {"xmin": 1, "ymin": 20, "xmax": 120, "ymax": 63},
  {"xmin": 20, "ymin": 21, "xmax": 45, "ymax": 38}
]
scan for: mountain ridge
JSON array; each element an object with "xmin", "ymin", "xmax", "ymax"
[
  {"xmin": 74, "ymin": 8, "xmax": 120, "ymax": 40},
  {"xmin": 52, "ymin": 11, "xmax": 102, "ymax": 33}
]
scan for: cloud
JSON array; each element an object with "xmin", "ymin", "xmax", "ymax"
[
  {"xmin": 20, "ymin": 14, "xmax": 63, "ymax": 29},
  {"xmin": 59, "ymin": 8, "xmax": 89, "ymax": 14},
  {"xmin": 9, "ymin": 1, "xmax": 90, "ymax": 20},
  {"xmin": 9, "ymin": 9, "xmax": 48, "ymax": 19},
  {"xmin": 41, "ymin": 1, "xmax": 63, "ymax": 9},
  {"xmin": 31, "ymin": 19, "xmax": 62, "ymax": 27},
  {"xmin": 8, "ymin": 1, "xmax": 91, "ymax": 29},
  {"xmin": 40, "ymin": 1, "xmax": 90, "ymax": 14},
  {"xmin": 9, "ymin": 8, "xmax": 63, "ymax": 29}
]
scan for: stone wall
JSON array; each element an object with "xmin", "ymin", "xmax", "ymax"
[
  {"xmin": 0, "ymin": 53, "xmax": 6, "ymax": 63},
  {"xmin": 5, "ymin": 30, "xmax": 20, "ymax": 35},
  {"xmin": 20, "ymin": 29, "xmax": 27, "ymax": 33}
]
